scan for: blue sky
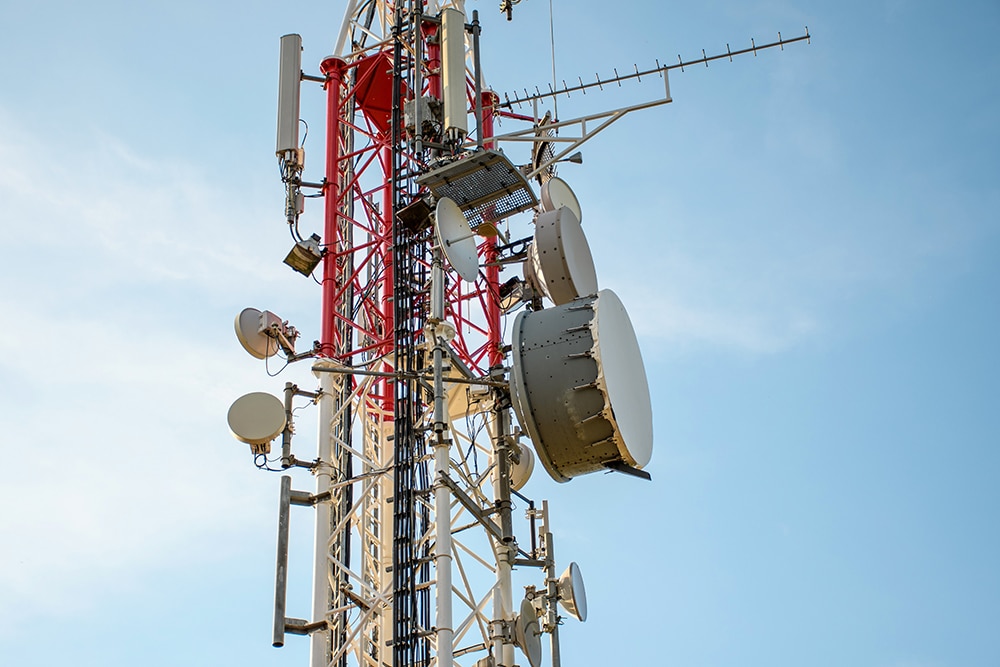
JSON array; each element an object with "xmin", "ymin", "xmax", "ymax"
[{"xmin": 1, "ymin": 1, "xmax": 998, "ymax": 666}]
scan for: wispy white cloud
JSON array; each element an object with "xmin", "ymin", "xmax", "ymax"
[{"xmin": 0, "ymin": 109, "xmax": 314, "ymax": 633}]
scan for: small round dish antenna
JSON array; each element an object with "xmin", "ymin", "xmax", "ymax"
[
  {"xmin": 235, "ymin": 307, "xmax": 279, "ymax": 359},
  {"xmin": 435, "ymin": 197, "xmax": 480, "ymax": 282},
  {"xmin": 227, "ymin": 392, "xmax": 287, "ymax": 452},
  {"xmin": 509, "ymin": 443, "xmax": 534, "ymax": 492},
  {"xmin": 514, "ymin": 597, "xmax": 543, "ymax": 667},
  {"xmin": 557, "ymin": 562, "xmax": 588, "ymax": 622},
  {"xmin": 539, "ymin": 176, "xmax": 582, "ymax": 223},
  {"xmin": 524, "ymin": 207, "xmax": 597, "ymax": 306}
]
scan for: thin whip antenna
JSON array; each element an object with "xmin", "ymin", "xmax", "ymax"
[{"xmin": 549, "ymin": 0, "xmax": 558, "ymax": 122}]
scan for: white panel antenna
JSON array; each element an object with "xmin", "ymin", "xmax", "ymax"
[
  {"xmin": 276, "ymin": 34, "xmax": 302, "ymax": 156},
  {"xmin": 440, "ymin": 8, "xmax": 468, "ymax": 139}
]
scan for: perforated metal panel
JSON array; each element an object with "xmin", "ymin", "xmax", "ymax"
[{"xmin": 416, "ymin": 150, "xmax": 538, "ymax": 227}]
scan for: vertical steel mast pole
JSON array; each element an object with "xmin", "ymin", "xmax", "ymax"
[
  {"xmin": 481, "ymin": 88, "xmax": 503, "ymax": 369},
  {"xmin": 477, "ymin": 85, "xmax": 518, "ymax": 667},
  {"xmin": 320, "ymin": 57, "xmax": 347, "ymax": 361},
  {"xmin": 431, "ymin": 249, "xmax": 454, "ymax": 667},
  {"xmin": 312, "ymin": 55, "xmax": 347, "ymax": 667}
]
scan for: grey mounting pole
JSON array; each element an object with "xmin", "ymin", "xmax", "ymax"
[
  {"xmin": 494, "ymin": 395, "xmax": 515, "ymax": 544},
  {"xmin": 273, "ymin": 475, "xmax": 293, "ymax": 648},
  {"xmin": 430, "ymin": 248, "xmax": 455, "ymax": 667},
  {"xmin": 472, "ymin": 10, "xmax": 484, "ymax": 150},
  {"xmin": 430, "ymin": 249, "xmax": 447, "ymax": 433},
  {"xmin": 413, "ymin": 3, "xmax": 423, "ymax": 155},
  {"xmin": 281, "ymin": 383, "xmax": 295, "ymax": 468},
  {"xmin": 541, "ymin": 500, "xmax": 562, "ymax": 667}
]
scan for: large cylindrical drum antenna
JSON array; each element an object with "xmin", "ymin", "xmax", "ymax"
[{"xmin": 509, "ymin": 289, "xmax": 653, "ymax": 481}]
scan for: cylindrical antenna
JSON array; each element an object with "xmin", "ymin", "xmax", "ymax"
[
  {"xmin": 276, "ymin": 34, "xmax": 303, "ymax": 156},
  {"xmin": 472, "ymin": 10, "xmax": 484, "ymax": 150},
  {"xmin": 441, "ymin": 8, "xmax": 468, "ymax": 142}
]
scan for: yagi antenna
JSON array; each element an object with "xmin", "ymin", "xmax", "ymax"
[{"xmin": 498, "ymin": 29, "xmax": 811, "ymax": 109}]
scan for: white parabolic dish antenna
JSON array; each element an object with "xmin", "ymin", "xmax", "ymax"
[
  {"xmin": 558, "ymin": 562, "xmax": 588, "ymax": 622},
  {"xmin": 509, "ymin": 289, "xmax": 653, "ymax": 482},
  {"xmin": 540, "ymin": 176, "xmax": 583, "ymax": 224},
  {"xmin": 515, "ymin": 597, "xmax": 543, "ymax": 667},
  {"xmin": 235, "ymin": 307, "xmax": 279, "ymax": 359},
  {"xmin": 509, "ymin": 444, "xmax": 534, "ymax": 492},
  {"xmin": 435, "ymin": 196, "xmax": 480, "ymax": 282},
  {"xmin": 525, "ymin": 206, "xmax": 598, "ymax": 306},
  {"xmin": 228, "ymin": 392, "xmax": 287, "ymax": 446}
]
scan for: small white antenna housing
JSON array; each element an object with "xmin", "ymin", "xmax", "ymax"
[
  {"xmin": 276, "ymin": 34, "xmax": 303, "ymax": 156},
  {"xmin": 440, "ymin": 8, "xmax": 468, "ymax": 140}
]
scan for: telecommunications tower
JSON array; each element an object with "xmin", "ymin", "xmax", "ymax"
[{"xmin": 226, "ymin": 3, "xmax": 809, "ymax": 667}]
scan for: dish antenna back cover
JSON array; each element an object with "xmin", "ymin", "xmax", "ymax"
[{"xmin": 235, "ymin": 307, "xmax": 280, "ymax": 359}]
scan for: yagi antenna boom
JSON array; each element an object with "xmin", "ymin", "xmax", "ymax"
[{"xmin": 499, "ymin": 29, "xmax": 811, "ymax": 109}]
